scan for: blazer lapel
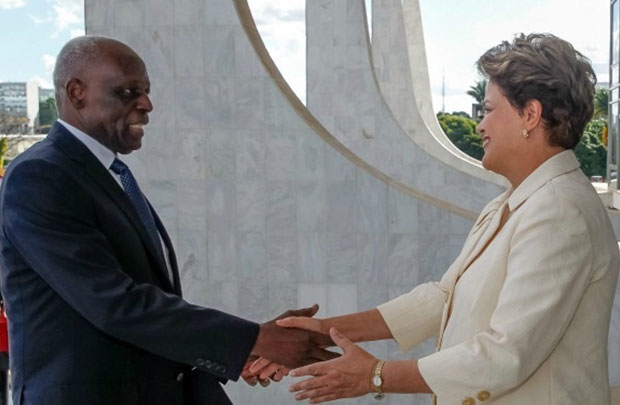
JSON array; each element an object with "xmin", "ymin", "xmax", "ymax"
[
  {"xmin": 49, "ymin": 123, "xmax": 174, "ymax": 290},
  {"xmin": 457, "ymin": 201, "xmax": 508, "ymax": 278},
  {"xmin": 436, "ymin": 197, "xmax": 509, "ymax": 350}
]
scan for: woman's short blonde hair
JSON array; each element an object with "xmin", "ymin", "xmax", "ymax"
[{"xmin": 477, "ymin": 33, "xmax": 596, "ymax": 149}]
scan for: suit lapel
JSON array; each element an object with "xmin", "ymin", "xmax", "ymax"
[
  {"xmin": 49, "ymin": 123, "xmax": 175, "ymax": 291},
  {"xmin": 457, "ymin": 202, "xmax": 508, "ymax": 278},
  {"xmin": 436, "ymin": 198, "xmax": 509, "ymax": 349},
  {"xmin": 151, "ymin": 204, "xmax": 181, "ymax": 295}
]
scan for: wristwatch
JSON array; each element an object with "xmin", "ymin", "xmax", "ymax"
[{"xmin": 371, "ymin": 359, "xmax": 385, "ymax": 400}]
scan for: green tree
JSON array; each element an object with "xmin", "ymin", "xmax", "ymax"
[
  {"xmin": 38, "ymin": 97, "xmax": 58, "ymax": 127},
  {"xmin": 593, "ymin": 88, "xmax": 608, "ymax": 120},
  {"xmin": 467, "ymin": 79, "xmax": 487, "ymax": 105},
  {"xmin": 437, "ymin": 112, "xmax": 483, "ymax": 160},
  {"xmin": 575, "ymin": 119, "xmax": 606, "ymax": 177}
]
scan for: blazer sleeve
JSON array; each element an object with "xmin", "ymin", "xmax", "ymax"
[
  {"xmin": 417, "ymin": 191, "xmax": 594, "ymax": 402},
  {"xmin": 1, "ymin": 159, "xmax": 259, "ymax": 381},
  {"xmin": 376, "ymin": 281, "xmax": 447, "ymax": 349}
]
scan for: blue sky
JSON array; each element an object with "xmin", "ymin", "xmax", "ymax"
[
  {"xmin": 0, "ymin": 0, "xmax": 84, "ymax": 88},
  {"xmin": 0, "ymin": 0, "xmax": 610, "ymax": 113}
]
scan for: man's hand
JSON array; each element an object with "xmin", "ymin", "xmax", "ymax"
[{"xmin": 250, "ymin": 304, "xmax": 337, "ymax": 370}]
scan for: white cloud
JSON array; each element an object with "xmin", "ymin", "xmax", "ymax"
[
  {"xmin": 70, "ymin": 28, "xmax": 84, "ymax": 38},
  {"xmin": 31, "ymin": 0, "xmax": 84, "ymax": 38},
  {"xmin": 30, "ymin": 14, "xmax": 52, "ymax": 24},
  {"xmin": 28, "ymin": 75, "xmax": 53, "ymax": 89},
  {"xmin": 42, "ymin": 54, "xmax": 56, "ymax": 76},
  {"xmin": 248, "ymin": 0, "xmax": 306, "ymax": 101},
  {"xmin": 0, "ymin": 0, "xmax": 26, "ymax": 9},
  {"xmin": 51, "ymin": 0, "xmax": 83, "ymax": 35}
]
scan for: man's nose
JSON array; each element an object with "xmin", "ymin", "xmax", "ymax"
[{"xmin": 137, "ymin": 93, "xmax": 153, "ymax": 112}]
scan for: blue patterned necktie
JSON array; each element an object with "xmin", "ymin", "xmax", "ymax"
[{"xmin": 110, "ymin": 158, "xmax": 167, "ymax": 270}]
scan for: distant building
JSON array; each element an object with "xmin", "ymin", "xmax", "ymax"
[
  {"xmin": 0, "ymin": 81, "xmax": 54, "ymax": 134},
  {"xmin": 39, "ymin": 88, "xmax": 55, "ymax": 102}
]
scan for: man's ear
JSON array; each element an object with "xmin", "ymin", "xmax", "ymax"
[
  {"xmin": 523, "ymin": 99, "xmax": 543, "ymax": 131},
  {"xmin": 66, "ymin": 78, "xmax": 86, "ymax": 109}
]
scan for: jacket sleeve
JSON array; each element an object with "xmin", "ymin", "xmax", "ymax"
[
  {"xmin": 376, "ymin": 281, "xmax": 447, "ymax": 349},
  {"xmin": 1, "ymin": 159, "xmax": 259, "ymax": 381},
  {"xmin": 417, "ymin": 192, "xmax": 594, "ymax": 402}
]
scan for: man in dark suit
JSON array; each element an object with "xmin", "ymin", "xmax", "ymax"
[{"xmin": 0, "ymin": 36, "xmax": 332, "ymax": 405}]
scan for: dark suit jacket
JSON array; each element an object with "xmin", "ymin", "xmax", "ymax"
[{"xmin": 0, "ymin": 122, "xmax": 259, "ymax": 404}]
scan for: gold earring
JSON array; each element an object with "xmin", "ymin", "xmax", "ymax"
[{"xmin": 522, "ymin": 129, "xmax": 529, "ymax": 139}]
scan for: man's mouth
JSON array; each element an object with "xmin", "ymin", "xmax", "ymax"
[
  {"xmin": 128, "ymin": 123, "xmax": 146, "ymax": 137},
  {"xmin": 482, "ymin": 136, "xmax": 490, "ymax": 147}
]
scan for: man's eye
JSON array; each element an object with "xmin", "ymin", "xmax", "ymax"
[{"xmin": 117, "ymin": 88, "xmax": 136, "ymax": 99}]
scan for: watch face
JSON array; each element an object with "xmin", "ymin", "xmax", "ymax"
[{"xmin": 372, "ymin": 376, "xmax": 383, "ymax": 387}]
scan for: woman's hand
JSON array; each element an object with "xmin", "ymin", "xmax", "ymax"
[
  {"xmin": 276, "ymin": 314, "xmax": 327, "ymax": 335},
  {"xmin": 242, "ymin": 356, "xmax": 290, "ymax": 386},
  {"xmin": 289, "ymin": 328, "xmax": 377, "ymax": 403}
]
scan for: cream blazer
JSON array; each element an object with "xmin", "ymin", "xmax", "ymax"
[{"xmin": 378, "ymin": 150, "xmax": 619, "ymax": 404}]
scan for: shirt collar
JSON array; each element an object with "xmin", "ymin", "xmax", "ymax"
[
  {"xmin": 57, "ymin": 119, "xmax": 116, "ymax": 170},
  {"xmin": 507, "ymin": 149, "xmax": 580, "ymax": 212}
]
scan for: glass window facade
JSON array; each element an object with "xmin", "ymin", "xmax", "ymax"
[{"xmin": 610, "ymin": 0, "xmax": 619, "ymax": 187}]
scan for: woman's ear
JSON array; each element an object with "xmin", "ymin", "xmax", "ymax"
[{"xmin": 523, "ymin": 99, "xmax": 543, "ymax": 131}]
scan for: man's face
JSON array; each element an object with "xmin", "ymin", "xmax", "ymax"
[{"xmin": 79, "ymin": 44, "xmax": 153, "ymax": 154}]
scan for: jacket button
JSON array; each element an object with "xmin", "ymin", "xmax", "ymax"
[
  {"xmin": 477, "ymin": 391, "xmax": 490, "ymax": 401},
  {"xmin": 176, "ymin": 372, "xmax": 184, "ymax": 382},
  {"xmin": 463, "ymin": 398, "xmax": 476, "ymax": 405},
  {"xmin": 197, "ymin": 358, "xmax": 205, "ymax": 367}
]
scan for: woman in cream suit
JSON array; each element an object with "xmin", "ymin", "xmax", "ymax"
[{"xmin": 259, "ymin": 34, "xmax": 620, "ymax": 404}]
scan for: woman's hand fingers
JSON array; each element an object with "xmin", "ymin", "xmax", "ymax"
[
  {"xmin": 276, "ymin": 316, "xmax": 324, "ymax": 334},
  {"xmin": 259, "ymin": 362, "xmax": 285, "ymax": 381},
  {"xmin": 273, "ymin": 366, "xmax": 290, "ymax": 382},
  {"xmin": 249, "ymin": 357, "xmax": 272, "ymax": 374},
  {"xmin": 289, "ymin": 374, "xmax": 330, "ymax": 393}
]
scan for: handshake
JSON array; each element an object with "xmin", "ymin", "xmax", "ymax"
[
  {"xmin": 242, "ymin": 304, "xmax": 335, "ymax": 387},
  {"xmin": 241, "ymin": 305, "xmax": 392, "ymax": 403}
]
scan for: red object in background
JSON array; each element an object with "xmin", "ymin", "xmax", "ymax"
[{"xmin": 0, "ymin": 306, "xmax": 7, "ymax": 353}]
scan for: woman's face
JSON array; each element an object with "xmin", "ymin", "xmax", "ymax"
[{"xmin": 477, "ymin": 81, "xmax": 527, "ymax": 176}]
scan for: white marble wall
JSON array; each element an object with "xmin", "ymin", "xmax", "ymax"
[
  {"xmin": 84, "ymin": 0, "xmax": 619, "ymax": 402},
  {"xmin": 306, "ymin": 0, "xmax": 504, "ymax": 217}
]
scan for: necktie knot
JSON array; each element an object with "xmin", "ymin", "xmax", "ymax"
[{"xmin": 110, "ymin": 158, "xmax": 128, "ymax": 175}]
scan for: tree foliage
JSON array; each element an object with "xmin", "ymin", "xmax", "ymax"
[
  {"xmin": 575, "ymin": 119, "xmax": 606, "ymax": 177},
  {"xmin": 38, "ymin": 97, "xmax": 58, "ymax": 128},
  {"xmin": 593, "ymin": 88, "xmax": 608, "ymax": 120},
  {"xmin": 467, "ymin": 79, "xmax": 487, "ymax": 105},
  {"xmin": 437, "ymin": 112, "xmax": 483, "ymax": 160}
]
